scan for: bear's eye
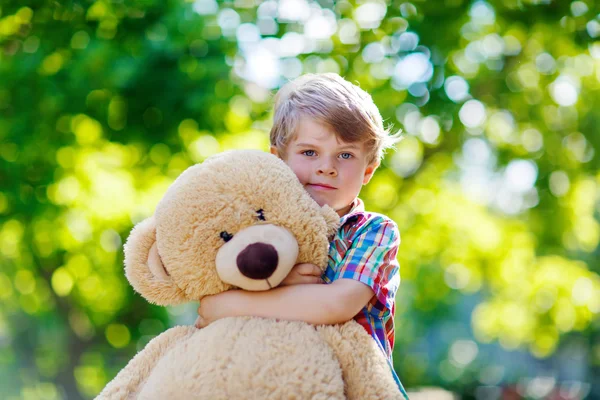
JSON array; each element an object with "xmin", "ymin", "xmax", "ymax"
[
  {"xmin": 220, "ymin": 231, "xmax": 233, "ymax": 242},
  {"xmin": 256, "ymin": 209, "xmax": 266, "ymax": 221}
]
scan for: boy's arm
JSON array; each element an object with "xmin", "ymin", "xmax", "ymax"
[
  {"xmin": 196, "ymin": 279, "xmax": 374, "ymax": 327},
  {"xmin": 197, "ymin": 215, "xmax": 400, "ymax": 328}
]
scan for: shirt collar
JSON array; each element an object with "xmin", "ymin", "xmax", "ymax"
[{"xmin": 339, "ymin": 198, "xmax": 365, "ymax": 226}]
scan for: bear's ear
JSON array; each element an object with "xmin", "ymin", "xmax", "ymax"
[
  {"xmin": 123, "ymin": 216, "xmax": 187, "ymax": 306},
  {"xmin": 321, "ymin": 205, "xmax": 340, "ymax": 239}
]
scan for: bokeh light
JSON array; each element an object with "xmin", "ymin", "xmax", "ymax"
[{"xmin": 3, "ymin": 0, "xmax": 600, "ymax": 398}]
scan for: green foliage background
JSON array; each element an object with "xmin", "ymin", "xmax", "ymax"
[{"xmin": 1, "ymin": 0, "xmax": 599, "ymax": 398}]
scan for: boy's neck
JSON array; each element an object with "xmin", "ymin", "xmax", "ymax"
[{"xmin": 336, "ymin": 198, "xmax": 359, "ymax": 218}]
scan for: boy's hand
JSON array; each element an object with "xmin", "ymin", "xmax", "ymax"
[
  {"xmin": 195, "ymin": 290, "xmax": 242, "ymax": 329},
  {"xmin": 194, "ymin": 264, "xmax": 326, "ymax": 328},
  {"xmin": 280, "ymin": 263, "xmax": 323, "ymax": 286}
]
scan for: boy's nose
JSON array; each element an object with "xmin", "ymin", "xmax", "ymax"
[{"xmin": 317, "ymin": 164, "xmax": 337, "ymax": 176}]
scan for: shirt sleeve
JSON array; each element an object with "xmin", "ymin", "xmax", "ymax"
[{"xmin": 334, "ymin": 216, "xmax": 401, "ymax": 312}]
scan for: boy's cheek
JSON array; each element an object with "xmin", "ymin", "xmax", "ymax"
[{"xmin": 287, "ymin": 163, "xmax": 310, "ymax": 185}]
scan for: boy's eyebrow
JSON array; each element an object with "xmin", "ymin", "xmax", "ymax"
[
  {"xmin": 338, "ymin": 144, "xmax": 361, "ymax": 150},
  {"xmin": 294, "ymin": 142, "xmax": 360, "ymax": 150},
  {"xmin": 294, "ymin": 142, "xmax": 319, "ymax": 148}
]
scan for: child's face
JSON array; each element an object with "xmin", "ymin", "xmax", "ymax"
[{"xmin": 271, "ymin": 117, "xmax": 378, "ymax": 217}]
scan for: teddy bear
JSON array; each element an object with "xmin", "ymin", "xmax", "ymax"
[{"xmin": 96, "ymin": 150, "xmax": 403, "ymax": 399}]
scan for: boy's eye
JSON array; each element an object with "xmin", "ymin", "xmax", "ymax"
[
  {"xmin": 302, "ymin": 150, "xmax": 316, "ymax": 157},
  {"xmin": 220, "ymin": 231, "xmax": 233, "ymax": 242},
  {"xmin": 340, "ymin": 153, "xmax": 353, "ymax": 160}
]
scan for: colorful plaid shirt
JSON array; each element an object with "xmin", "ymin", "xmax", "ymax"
[{"xmin": 322, "ymin": 198, "xmax": 401, "ymax": 361}]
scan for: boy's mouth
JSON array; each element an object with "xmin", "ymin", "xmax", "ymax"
[{"xmin": 308, "ymin": 183, "xmax": 337, "ymax": 190}]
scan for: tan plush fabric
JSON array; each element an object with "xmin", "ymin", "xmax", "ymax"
[
  {"xmin": 98, "ymin": 326, "xmax": 197, "ymax": 399},
  {"xmin": 124, "ymin": 150, "xmax": 339, "ymax": 303},
  {"xmin": 317, "ymin": 322, "xmax": 404, "ymax": 400},
  {"xmin": 124, "ymin": 217, "xmax": 188, "ymax": 305},
  {"xmin": 98, "ymin": 150, "xmax": 402, "ymax": 399},
  {"xmin": 138, "ymin": 318, "xmax": 346, "ymax": 400}
]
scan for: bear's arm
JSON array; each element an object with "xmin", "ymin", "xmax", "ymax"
[
  {"xmin": 316, "ymin": 321, "xmax": 404, "ymax": 400},
  {"xmin": 95, "ymin": 325, "xmax": 197, "ymax": 400}
]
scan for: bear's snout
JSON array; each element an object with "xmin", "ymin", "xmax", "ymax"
[
  {"xmin": 236, "ymin": 243, "xmax": 279, "ymax": 279},
  {"xmin": 215, "ymin": 224, "xmax": 299, "ymax": 291}
]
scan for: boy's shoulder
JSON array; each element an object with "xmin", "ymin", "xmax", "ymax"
[
  {"xmin": 342, "ymin": 209, "xmax": 394, "ymax": 227},
  {"xmin": 341, "ymin": 199, "xmax": 397, "ymax": 228},
  {"xmin": 340, "ymin": 206, "xmax": 400, "ymax": 244}
]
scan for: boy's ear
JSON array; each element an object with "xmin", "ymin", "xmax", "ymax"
[
  {"xmin": 362, "ymin": 161, "xmax": 380, "ymax": 185},
  {"xmin": 123, "ymin": 216, "xmax": 187, "ymax": 306},
  {"xmin": 321, "ymin": 205, "xmax": 340, "ymax": 239},
  {"xmin": 270, "ymin": 146, "xmax": 280, "ymax": 157}
]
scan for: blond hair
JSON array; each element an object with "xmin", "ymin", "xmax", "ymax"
[{"xmin": 269, "ymin": 73, "xmax": 401, "ymax": 165}]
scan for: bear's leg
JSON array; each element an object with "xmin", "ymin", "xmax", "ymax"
[
  {"xmin": 96, "ymin": 326, "xmax": 197, "ymax": 400},
  {"xmin": 316, "ymin": 321, "xmax": 404, "ymax": 400}
]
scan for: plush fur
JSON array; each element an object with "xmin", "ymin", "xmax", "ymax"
[{"xmin": 97, "ymin": 150, "xmax": 402, "ymax": 399}]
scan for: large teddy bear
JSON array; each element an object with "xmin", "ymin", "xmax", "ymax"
[{"xmin": 97, "ymin": 150, "xmax": 402, "ymax": 399}]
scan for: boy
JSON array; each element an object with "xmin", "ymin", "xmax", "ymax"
[{"xmin": 194, "ymin": 73, "xmax": 406, "ymax": 395}]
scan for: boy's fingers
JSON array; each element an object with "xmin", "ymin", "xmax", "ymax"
[
  {"xmin": 295, "ymin": 263, "xmax": 312, "ymax": 275},
  {"xmin": 310, "ymin": 264, "xmax": 322, "ymax": 276},
  {"xmin": 305, "ymin": 276, "xmax": 323, "ymax": 284},
  {"xmin": 296, "ymin": 263, "xmax": 322, "ymax": 277},
  {"xmin": 194, "ymin": 316, "xmax": 205, "ymax": 329}
]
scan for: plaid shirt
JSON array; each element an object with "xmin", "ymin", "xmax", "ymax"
[{"xmin": 322, "ymin": 198, "xmax": 401, "ymax": 361}]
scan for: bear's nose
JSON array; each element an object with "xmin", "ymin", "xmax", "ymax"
[{"xmin": 236, "ymin": 242, "xmax": 279, "ymax": 280}]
